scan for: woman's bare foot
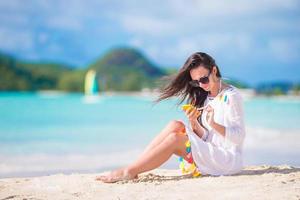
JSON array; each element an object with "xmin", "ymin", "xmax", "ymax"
[{"xmin": 95, "ymin": 168, "xmax": 137, "ymax": 183}]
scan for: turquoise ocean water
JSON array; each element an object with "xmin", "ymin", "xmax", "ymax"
[{"xmin": 0, "ymin": 92, "xmax": 299, "ymax": 178}]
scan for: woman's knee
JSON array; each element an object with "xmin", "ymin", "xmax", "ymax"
[
  {"xmin": 166, "ymin": 132, "xmax": 189, "ymax": 155},
  {"xmin": 167, "ymin": 120, "xmax": 185, "ymax": 133},
  {"xmin": 165, "ymin": 132, "xmax": 184, "ymax": 145}
]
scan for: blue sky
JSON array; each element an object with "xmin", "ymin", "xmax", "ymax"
[{"xmin": 0, "ymin": 0, "xmax": 299, "ymax": 85}]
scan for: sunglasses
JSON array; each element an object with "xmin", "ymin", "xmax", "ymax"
[{"xmin": 189, "ymin": 72, "xmax": 211, "ymax": 87}]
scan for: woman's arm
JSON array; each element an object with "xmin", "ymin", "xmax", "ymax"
[
  {"xmin": 190, "ymin": 120, "xmax": 206, "ymax": 138},
  {"xmin": 210, "ymin": 121, "xmax": 225, "ymax": 137},
  {"xmin": 185, "ymin": 107, "xmax": 206, "ymax": 139},
  {"xmin": 206, "ymin": 92, "xmax": 245, "ymax": 144},
  {"xmin": 205, "ymin": 106, "xmax": 225, "ymax": 136},
  {"xmin": 223, "ymin": 92, "xmax": 246, "ymax": 145}
]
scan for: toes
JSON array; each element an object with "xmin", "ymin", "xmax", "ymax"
[
  {"xmin": 103, "ymin": 178, "xmax": 115, "ymax": 183},
  {"xmin": 95, "ymin": 175, "xmax": 121, "ymax": 183},
  {"xmin": 95, "ymin": 175, "xmax": 107, "ymax": 181},
  {"xmin": 95, "ymin": 175, "xmax": 115, "ymax": 183},
  {"xmin": 95, "ymin": 169, "xmax": 136, "ymax": 183}
]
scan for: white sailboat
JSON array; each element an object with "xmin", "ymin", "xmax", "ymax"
[{"xmin": 84, "ymin": 69, "xmax": 100, "ymax": 103}]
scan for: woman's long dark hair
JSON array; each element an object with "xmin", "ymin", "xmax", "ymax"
[{"xmin": 155, "ymin": 52, "xmax": 222, "ymax": 123}]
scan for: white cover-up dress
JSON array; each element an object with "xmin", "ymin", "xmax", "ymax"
[{"xmin": 184, "ymin": 86, "xmax": 246, "ymax": 175}]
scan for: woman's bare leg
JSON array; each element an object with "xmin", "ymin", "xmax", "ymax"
[
  {"xmin": 96, "ymin": 132, "xmax": 189, "ymax": 183},
  {"xmin": 140, "ymin": 120, "xmax": 185, "ymax": 157}
]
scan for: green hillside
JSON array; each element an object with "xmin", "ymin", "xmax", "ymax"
[
  {"xmin": 88, "ymin": 47, "xmax": 166, "ymax": 91},
  {"xmin": 2, "ymin": 47, "xmax": 270, "ymax": 92},
  {"xmin": 0, "ymin": 52, "xmax": 32, "ymax": 90},
  {"xmin": 0, "ymin": 47, "xmax": 167, "ymax": 92},
  {"xmin": 0, "ymin": 52, "xmax": 77, "ymax": 91}
]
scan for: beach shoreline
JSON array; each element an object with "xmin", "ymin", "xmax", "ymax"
[
  {"xmin": 0, "ymin": 165, "xmax": 299, "ymax": 200},
  {"xmin": 2, "ymin": 90, "xmax": 300, "ymax": 101}
]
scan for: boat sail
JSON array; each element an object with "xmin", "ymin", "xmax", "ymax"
[{"xmin": 84, "ymin": 69, "xmax": 98, "ymax": 96}]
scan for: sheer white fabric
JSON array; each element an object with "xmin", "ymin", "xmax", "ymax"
[{"xmin": 184, "ymin": 86, "xmax": 246, "ymax": 175}]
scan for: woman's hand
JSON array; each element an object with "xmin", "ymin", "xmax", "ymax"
[
  {"xmin": 205, "ymin": 105, "xmax": 226, "ymax": 136},
  {"xmin": 185, "ymin": 106, "xmax": 201, "ymax": 123},
  {"xmin": 185, "ymin": 107, "xmax": 204, "ymax": 136},
  {"xmin": 182, "ymin": 104, "xmax": 205, "ymax": 138},
  {"xmin": 205, "ymin": 105, "xmax": 215, "ymax": 126}
]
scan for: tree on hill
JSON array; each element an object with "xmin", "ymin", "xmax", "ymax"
[
  {"xmin": 0, "ymin": 52, "xmax": 73, "ymax": 91},
  {"xmin": 88, "ymin": 47, "xmax": 166, "ymax": 91}
]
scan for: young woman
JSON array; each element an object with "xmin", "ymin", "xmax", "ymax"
[{"xmin": 96, "ymin": 52, "xmax": 246, "ymax": 183}]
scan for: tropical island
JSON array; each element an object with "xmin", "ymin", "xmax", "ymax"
[{"xmin": 0, "ymin": 47, "xmax": 299, "ymax": 96}]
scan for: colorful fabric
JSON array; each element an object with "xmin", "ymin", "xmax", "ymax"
[{"xmin": 179, "ymin": 138, "xmax": 201, "ymax": 178}]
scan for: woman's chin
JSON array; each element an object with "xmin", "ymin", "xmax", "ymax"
[{"xmin": 202, "ymin": 86, "xmax": 210, "ymax": 91}]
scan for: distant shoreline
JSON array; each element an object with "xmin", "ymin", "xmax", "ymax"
[{"xmin": 1, "ymin": 89, "xmax": 299, "ymax": 99}]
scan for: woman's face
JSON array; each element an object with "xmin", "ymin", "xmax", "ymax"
[{"xmin": 189, "ymin": 66, "xmax": 216, "ymax": 91}]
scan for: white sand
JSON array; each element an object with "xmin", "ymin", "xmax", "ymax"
[{"xmin": 0, "ymin": 165, "xmax": 299, "ymax": 200}]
